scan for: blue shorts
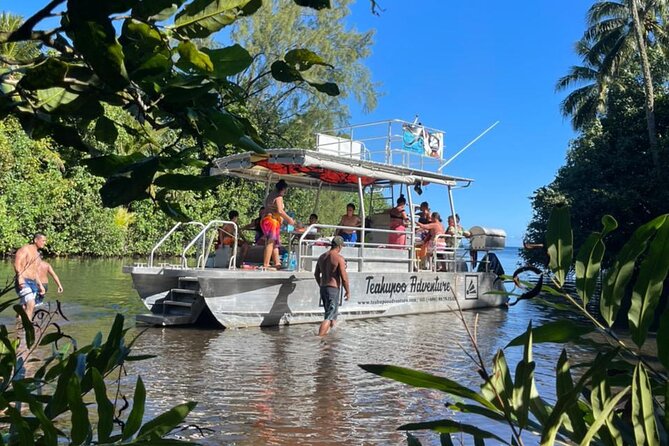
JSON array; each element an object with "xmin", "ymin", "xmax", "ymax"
[
  {"xmin": 16, "ymin": 279, "xmax": 39, "ymax": 305},
  {"xmin": 320, "ymin": 286, "xmax": 340, "ymax": 320},
  {"xmin": 340, "ymin": 232, "xmax": 357, "ymax": 245}
]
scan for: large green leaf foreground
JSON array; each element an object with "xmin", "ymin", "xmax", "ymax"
[
  {"xmin": 0, "ymin": 308, "xmax": 199, "ymax": 445},
  {"xmin": 361, "ymin": 209, "xmax": 669, "ymax": 445},
  {"xmin": 0, "ymin": 0, "xmax": 339, "ymax": 214}
]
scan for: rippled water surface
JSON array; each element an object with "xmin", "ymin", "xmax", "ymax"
[{"xmin": 0, "ymin": 250, "xmax": 593, "ymax": 445}]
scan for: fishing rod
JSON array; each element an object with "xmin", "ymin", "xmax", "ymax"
[{"xmin": 438, "ymin": 121, "xmax": 500, "ymax": 171}]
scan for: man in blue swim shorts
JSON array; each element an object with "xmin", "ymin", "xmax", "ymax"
[
  {"xmin": 314, "ymin": 236, "xmax": 350, "ymax": 336},
  {"xmin": 14, "ymin": 233, "xmax": 47, "ymax": 320},
  {"xmin": 336, "ymin": 203, "xmax": 361, "ymax": 246}
]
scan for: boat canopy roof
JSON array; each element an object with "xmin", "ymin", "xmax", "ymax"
[{"xmin": 210, "ymin": 149, "xmax": 473, "ymax": 192}]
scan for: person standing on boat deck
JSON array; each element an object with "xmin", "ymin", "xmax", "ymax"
[
  {"xmin": 416, "ymin": 212, "xmax": 447, "ymax": 269},
  {"xmin": 336, "ymin": 203, "xmax": 362, "ymax": 245},
  {"xmin": 14, "ymin": 233, "xmax": 47, "ymax": 320},
  {"xmin": 416, "ymin": 201, "xmax": 431, "ymax": 243},
  {"xmin": 314, "ymin": 236, "xmax": 350, "ymax": 336},
  {"xmin": 388, "ymin": 195, "xmax": 409, "ymax": 248},
  {"xmin": 36, "ymin": 257, "xmax": 64, "ymax": 305},
  {"xmin": 261, "ymin": 180, "xmax": 294, "ymax": 269},
  {"xmin": 452, "ymin": 214, "xmax": 474, "ymax": 269},
  {"xmin": 417, "ymin": 201, "xmax": 431, "ymax": 224}
]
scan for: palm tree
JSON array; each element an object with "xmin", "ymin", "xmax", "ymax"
[
  {"xmin": 582, "ymin": 0, "xmax": 667, "ymax": 168},
  {"xmin": 0, "ymin": 13, "xmax": 39, "ymax": 65},
  {"xmin": 556, "ymin": 40, "xmax": 611, "ymax": 130}
]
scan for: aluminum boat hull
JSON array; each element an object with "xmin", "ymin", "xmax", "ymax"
[{"xmin": 124, "ymin": 266, "xmax": 507, "ymax": 328}]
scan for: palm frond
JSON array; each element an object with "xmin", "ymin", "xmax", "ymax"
[
  {"xmin": 587, "ymin": 0, "xmax": 629, "ymax": 25},
  {"xmin": 598, "ymin": 31, "xmax": 636, "ymax": 75},
  {"xmin": 584, "ymin": 17, "xmax": 630, "ymax": 40},
  {"xmin": 556, "ymin": 66, "xmax": 600, "ymax": 91},
  {"xmin": 561, "ymin": 85, "xmax": 603, "ymax": 129}
]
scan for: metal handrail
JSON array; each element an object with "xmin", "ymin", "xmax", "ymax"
[
  {"xmin": 296, "ymin": 224, "xmax": 415, "ymax": 272},
  {"xmin": 315, "ymin": 119, "xmax": 447, "ymax": 169},
  {"xmin": 181, "ymin": 220, "xmax": 238, "ymax": 269},
  {"xmin": 149, "ymin": 221, "xmax": 205, "ymax": 267},
  {"xmin": 430, "ymin": 233, "xmax": 463, "ymax": 272}
]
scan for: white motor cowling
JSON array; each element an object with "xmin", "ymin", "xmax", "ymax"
[{"xmin": 469, "ymin": 226, "xmax": 506, "ymax": 250}]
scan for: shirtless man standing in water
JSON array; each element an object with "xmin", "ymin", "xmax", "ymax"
[
  {"xmin": 314, "ymin": 236, "xmax": 350, "ymax": 336},
  {"xmin": 14, "ymin": 234, "xmax": 47, "ymax": 320}
]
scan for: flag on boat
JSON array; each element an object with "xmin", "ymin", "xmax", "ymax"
[{"xmin": 402, "ymin": 123, "xmax": 444, "ymax": 159}]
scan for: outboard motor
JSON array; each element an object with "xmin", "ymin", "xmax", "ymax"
[{"xmin": 477, "ymin": 252, "xmax": 505, "ymax": 276}]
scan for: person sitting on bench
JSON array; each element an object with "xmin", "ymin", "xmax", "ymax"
[{"xmin": 218, "ymin": 210, "xmax": 249, "ymax": 267}]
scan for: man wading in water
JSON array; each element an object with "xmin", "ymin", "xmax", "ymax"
[
  {"xmin": 314, "ymin": 236, "xmax": 350, "ymax": 336},
  {"xmin": 14, "ymin": 233, "xmax": 47, "ymax": 320}
]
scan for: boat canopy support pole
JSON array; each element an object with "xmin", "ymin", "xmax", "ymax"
[
  {"xmin": 406, "ymin": 185, "xmax": 415, "ymax": 272},
  {"xmin": 264, "ymin": 174, "xmax": 273, "ymax": 199},
  {"xmin": 314, "ymin": 181, "xmax": 322, "ymax": 214},
  {"xmin": 358, "ymin": 177, "xmax": 366, "ymax": 272},
  {"xmin": 448, "ymin": 186, "xmax": 457, "ymax": 226},
  {"xmin": 385, "ymin": 121, "xmax": 392, "ymax": 164}
]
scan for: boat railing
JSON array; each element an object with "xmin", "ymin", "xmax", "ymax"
[
  {"xmin": 181, "ymin": 220, "xmax": 238, "ymax": 269},
  {"xmin": 148, "ymin": 221, "xmax": 205, "ymax": 267},
  {"xmin": 296, "ymin": 224, "xmax": 416, "ymax": 272},
  {"xmin": 430, "ymin": 234, "xmax": 465, "ymax": 272},
  {"xmin": 430, "ymin": 235, "xmax": 503, "ymax": 273},
  {"xmin": 316, "ymin": 119, "xmax": 446, "ymax": 172}
]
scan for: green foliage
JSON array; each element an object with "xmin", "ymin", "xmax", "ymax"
[
  {"xmin": 362, "ymin": 209, "xmax": 669, "ymax": 445},
  {"xmin": 546, "ymin": 206, "xmax": 572, "ymax": 287},
  {"xmin": 0, "ymin": 0, "xmax": 342, "ymax": 212},
  {"xmin": 524, "ymin": 76, "xmax": 669, "ymax": 268},
  {"xmin": 0, "ymin": 306, "xmax": 198, "ymax": 444},
  {"xmin": 231, "ymin": 0, "xmax": 378, "ymax": 149}
]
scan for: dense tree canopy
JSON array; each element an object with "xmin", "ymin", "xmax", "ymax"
[
  {"xmin": 527, "ymin": 0, "xmax": 669, "ymax": 266},
  {"xmin": 524, "ymin": 74, "xmax": 669, "ymax": 266},
  {"xmin": 0, "ymin": 0, "xmax": 344, "ymax": 220},
  {"xmin": 232, "ymin": 0, "xmax": 378, "ymax": 148},
  {"xmin": 0, "ymin": 1, "xmax": 381, "ymax": 255},
  {"xmin": 558, "ymin": 0, "xmax": 668, "ymax": 168}
]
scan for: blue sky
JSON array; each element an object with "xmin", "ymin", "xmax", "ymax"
[
  {"xmin": 344, "ymin": 0, "xmax": 595, "ymax": 245},
  {"xmin": 6, "ymin": 0, "xmax": 595, "ymax": 245}
]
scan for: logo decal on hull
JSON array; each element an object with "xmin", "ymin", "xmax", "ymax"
[{"xmin": 465, "ymin": 275, "xmax": 478, "ymax": 300}]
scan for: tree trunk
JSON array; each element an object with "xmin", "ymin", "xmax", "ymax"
[{"xmin": 629, "ymin": 0, "xmax": 660, "ymax": 170}]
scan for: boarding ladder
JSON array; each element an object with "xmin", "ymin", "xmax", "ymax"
[{"xmin": 136, "ymin": 277, "xmax": 208, "ymax": 326}]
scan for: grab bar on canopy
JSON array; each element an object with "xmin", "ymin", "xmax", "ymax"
[{"xmin": 181, "ymin": 220, "xmax": 238, "ymax": 269}]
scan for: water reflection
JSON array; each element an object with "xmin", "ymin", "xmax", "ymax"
[
  {"xmin": 0, "ymin": 254, "xmax": 594, "ymax": 445},
  {"xmin": 126, "ymin": 303, "xmax": 580, "ymax": 445}
]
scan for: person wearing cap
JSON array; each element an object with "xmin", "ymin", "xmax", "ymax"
[{"xmin": 314, "ymin": 235, "xmax": 350, "ymax": 336}]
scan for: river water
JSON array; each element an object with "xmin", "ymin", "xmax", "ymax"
[{"xmin": 0, "ymin": 250, "xmax": 592, "ymax": 445}]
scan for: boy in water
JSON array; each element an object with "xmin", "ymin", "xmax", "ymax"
[{"xmin": 36, "ymin": 258, "xmax": 64, "ymax": 305}]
